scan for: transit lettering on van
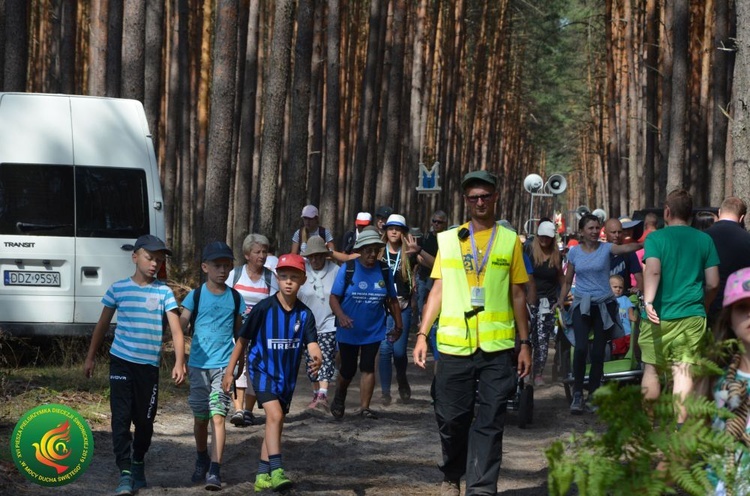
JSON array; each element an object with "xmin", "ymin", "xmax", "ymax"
[{"xmin": 0, "ymin": 93, "xmax": 166, "ymax": 336}]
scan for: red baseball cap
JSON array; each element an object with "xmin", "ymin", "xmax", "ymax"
[{"xmin": 276, "ymin": 253, "xmax": 306, "ymax": 273}]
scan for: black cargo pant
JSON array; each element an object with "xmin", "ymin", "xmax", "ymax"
[
  {"xmin": 109, "ymin": 354, "xmax": 160, "ymax": 471},
  {"xmin": 434, "ymin": 348, "xmax": 515, "ymax": 495}
]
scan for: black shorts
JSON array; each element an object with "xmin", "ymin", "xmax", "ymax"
[
  {"xmin": 338, "ymin": 341, "xmax": 380, "ymax": 380},
  {"xmin": 255, "ymin": 391, "xmax": 290, "ymax": 414}
]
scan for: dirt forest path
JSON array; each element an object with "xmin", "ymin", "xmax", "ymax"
[{"xmin": 11, "ymin": 346, "xmax": 598, "ymax": 496}]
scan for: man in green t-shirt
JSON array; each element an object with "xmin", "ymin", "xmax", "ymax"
[{"xmin": 641, "ymin": 189, "xmax": 720, "ymax": 424}]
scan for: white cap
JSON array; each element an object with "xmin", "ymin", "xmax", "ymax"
[
  {"xmin": 355, "ymin": 212, "xmax": 372, "ymax": 226},
  {"xmin": 384, "ymin": 214, "xmax": 407, "ymax": 229},
  {"xmin": 301, "ymin": 205, "xmax": 319, "ymax": 218},
  {"xmin": 537, "ymin": 221, "xmax": 556, "ymax": 238}
]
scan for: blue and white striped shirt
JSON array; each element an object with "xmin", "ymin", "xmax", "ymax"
[{"xmin": 103, "ymin": 277, "xmax": 178, "ymax": 367}]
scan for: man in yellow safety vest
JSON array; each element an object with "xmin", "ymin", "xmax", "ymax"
[{"xmin": 413, "ymin": 169, "xmax": 531, "ymax": 496}]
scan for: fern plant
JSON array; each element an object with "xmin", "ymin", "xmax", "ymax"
[{"xmin": 546, "ymin": 382, "xmax": 742, "ymax": 496}]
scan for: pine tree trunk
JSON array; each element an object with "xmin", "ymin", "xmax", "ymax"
[
  {"xmin": 233, "ymin": 0, "xmax": 260, "ymax": 251},
  {"xmin": 307, "ymin": 0, "xmax": 324, "ymax": 208},
  {"xmin": 203, "ymin": 0, "xmax": 238, "ymax": 245},
  {"xmin": 284, "ymin": 0, "xmax": 314, "ymax": 245},
  {"xmin": 105, "ymin": 0, "xmax": 122, "ymax": 97},
  {"xmin": 732, "ymin": 0, "xmax": 750, "ymax": 199},
  {"xmin": 257, "ymin": 0, "xmax": 294, "ymax": 240},
  {"xmin": 144, "ymin": 1, "xmax": 164, "ymax": 152},
  {"xmin": 667, "ymin": 0, "xmax": 689, "ymax": 193},
  {"xmin": 322, "ymin": 0, "xmax": 341, "ymax": 232},
  {"xmin": 380, "ymin": 0, "xmax": 406, "ymax": 207},
  {"xmin": 4, "ymin": 0, "xmax": 29, "ymax": 91},
  {"xmin": 88, "ymin": 0, "xmax": 107, "ymax": 96},
  {"xmin": 60, "ymin": 0, "xmax": 76, "ymax": 94},
  {"xmin": 644, "ymin": 0, "xmax": 659, "ymax": 207},
  {"xmin": 121, "ymin": 0, "xmax": 145, "ymax": 100},
  {"xmin": 710, "ymin": 0, "xmax": 732, "ymax": 204}
]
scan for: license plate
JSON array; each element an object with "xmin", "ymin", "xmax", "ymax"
[{"xmin": 4, "ymin": 270, "xmax": 61, "ymax": 287}]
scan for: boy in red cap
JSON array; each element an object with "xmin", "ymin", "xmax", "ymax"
[{"xmin": 222, "ymin": 254, "xmax": 322, "ymax": 491}]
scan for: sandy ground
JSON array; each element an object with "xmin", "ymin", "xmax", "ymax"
[{"xmin": 4, "ymin": 344, "xmax": 598, "ymax": 495}]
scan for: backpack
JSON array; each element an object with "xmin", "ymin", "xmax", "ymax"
[
  {"xmin": 302, "ymin": 226, "xmax": 327, "ymax": 244},
  {"xmin": 188, "ymin": 284, "xmax": 242, "ymax": 331},
  {"xmin": 231, "ymin": 265, "xmax": 273, "ymax": 289}
]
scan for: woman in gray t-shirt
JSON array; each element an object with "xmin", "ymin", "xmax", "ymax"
[{"xmin": 557, "ymin": 214, "xmax": 642, "ymax": 414}]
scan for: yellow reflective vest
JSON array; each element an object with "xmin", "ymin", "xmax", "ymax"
[{"xmin": 436, "ymin": 226, "xmax": 517, "ymax": 355}]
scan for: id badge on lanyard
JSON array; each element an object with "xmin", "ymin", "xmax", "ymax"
[{"xmin": 470, "ymin": 286, "xmax": 485, "ymax": 306}]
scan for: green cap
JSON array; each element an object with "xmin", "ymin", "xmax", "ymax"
[{"xmin": 461, "ymin": 170, "xmax": 497, "ymax": 189}]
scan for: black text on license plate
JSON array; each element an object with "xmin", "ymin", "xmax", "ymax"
[{"xmin": 4, "ymin": 270, "xmax": 61, "ymax": 287}]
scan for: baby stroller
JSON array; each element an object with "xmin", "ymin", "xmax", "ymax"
[
  {"xmin": 506, "ymin": 336, "xmax": 534, "ymax": 429},
  {"xmin": 555, "ymin": 300, "xmax": 643, "ymax": 403}
]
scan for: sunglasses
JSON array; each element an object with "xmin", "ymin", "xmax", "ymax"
[
  {"xmin": 432, "ymin": 219, "xmax": 446, "ymax": 224},
  {"xmin": 465, "ymin": 193, "xmax": 494, "ymax": 204}
]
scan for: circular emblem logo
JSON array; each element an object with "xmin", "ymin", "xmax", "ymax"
[
  {"xmin": 378, "ymin": 280, "xmax": 386, "ymax": 288},
  {"xmin": 10, "ymin": 404, "xmax": 94, "ymax": 487},
  {"xmin": 358, "ymin": 281, "xmax": 368, "ymax": 290}
]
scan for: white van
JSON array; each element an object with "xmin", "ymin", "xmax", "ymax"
[{"xmin": 0, "ymin": 93, "xmax": 166, "ymax": 336}]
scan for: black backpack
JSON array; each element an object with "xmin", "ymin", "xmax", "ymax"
[
  {"xmin": 231, "ymin": 265, "xmax": 273, "ymax": 289},
  {"xmin": 188, "ymin": 284, "xmax": 242, "ymax": 331}
]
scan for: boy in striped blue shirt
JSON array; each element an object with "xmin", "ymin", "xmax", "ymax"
[
  {"xmin": 84, "ymin": 235, "xmax": 186, "ymax": 496},
  {"xmin": 222, "ymin": 254, "xmax": 322, "ymax": 492}
]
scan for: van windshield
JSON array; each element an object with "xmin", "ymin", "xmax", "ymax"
[{"xmin": 0, "ymin": 163, "xmax": 150, "ymax": 238}]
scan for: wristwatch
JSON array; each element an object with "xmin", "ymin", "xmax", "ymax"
[
  {"xmin": 645, "ymin": 302, "xmax": 653, "ymax": 307},
  {"xmin": 519, "ymin": 339, "xmax": 532, "ymax": 347}
]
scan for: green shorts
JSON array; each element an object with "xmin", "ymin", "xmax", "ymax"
[{"xmin": 638, "ymin": 316, "xmax": 707, "ymax": 368}]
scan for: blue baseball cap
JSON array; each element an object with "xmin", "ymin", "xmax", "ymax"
[
  {"xmin": 202, "ymin": 241, "xmax": 234, "ymax": 261},
  {"xmin": 134, "ymin": 235, "xmax": 172, "ymax": 256}
]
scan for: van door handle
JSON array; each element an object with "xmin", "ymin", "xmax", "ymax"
[
  {"xmin": 121, "ymin": 244, "xmax": 134, "ymax": 251},
  {"xmin": 82, "ymin": 267, "xmax": 98, "ymax": 278}
]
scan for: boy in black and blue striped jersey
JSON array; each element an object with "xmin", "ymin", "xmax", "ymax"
[{"xmin": 222, "ymin": 254, "xmax": 322, "ymax": 492}]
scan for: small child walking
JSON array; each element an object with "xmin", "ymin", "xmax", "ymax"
[
  {"xmin": 707, "ymin": 268, "xmax": 750, "ymax": 494},
  {"xmin": 610, "ymin": 274, "xmax": 636, "ymax": 357},
  {"xmin": 84, "ymin": 235, "xmax": 186, "ymax": 496},
  {"xmin": 222, "ymin": 254, "xmax": 322, "ymax": 492},
  {"xmin": 180, "ymin": 242, "xmax": 246, "ymax": 491}
]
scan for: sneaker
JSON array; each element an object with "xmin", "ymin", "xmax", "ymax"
[
  {"xmin": 440, "ymin": 478, "xmax": 461, "ymax": 496},
  {"xmin": 534, "ymin": 375, "xmax": 545, "ymax": 387},
  {"xmin": 230, "ymin": 410, "xmax": 245, "ymax": 427},
  {"xmin": 115, "ymin": 471, "xmax": 134, "ymax": 496},
  {"xmin": 585, "ymin": 396, "xmax": 599, "ymax": 414},
  {"xmin": 270, "ymin": 468, "xmax": 293, "ymax": 491},
  {"xmin": 243, "ymin": 410, "xmax": 256, "ymax": 426},
  {"xmin": 205, "ymin": 472, "xmax": 222, "ymax": 491},
  {"xmin": 254, "ymin": 473, "xmax": 273, "ymax": 492},
  {"xmin": 382, "ymin": 393, "xmax": 392, "ymax": 406},
  {"xmin": 315, "ymin": 393, "xmax": 330, "ymax": 413},
  {"xmin": 307, "ymin": 392, "xmax": 319, "ymax": 409},
  {"xmin": 570, "ymin": 391, "xmax": 584, "ymax": 415},
  {"xmin": 191, "ymin": 458, "xmax": 210, "ymax": 483},
  {"xmin": 131, "ymin": 461, "xmax": 146, "ymax": 490}
]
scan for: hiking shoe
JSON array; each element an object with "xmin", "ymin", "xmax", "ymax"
[
  {"xmin": 440, "ymin": 478, "xmax": 461, "ymax": 496},
  {"xmin": 205, "ymin": 472, "xmax": 222, "ymax": 491},
  {"xmin": 398, "ymin": 382, "xmax": 412, "ymax": 402},
  {"xmin": 307, "ymin": 392, "xmax": 319, "ymax": 409},
  {"xmin": 131, "ymin": 461, "xmax": 146, "ymax": 490},
  {"xmin": 570, "ymin": 391, "xmax": 584, "ymax": 415},
  {"xmin": 230, "ymin": 410, "xmax": 245, "ymax": 427},
  {"xmin": 315, "ymin": 393, "xmax": 330, "ymax": 413},
  {"xmin": 534, "ymin": 375, "xmax": 545, "ymax": 387},
  {"xmin": 254, "ymin": 473, "xmax": 273, "ymax": 492},
  {"xmin": 115, "ymin": 471, "xmax": 134, "ymax": 495},
  {"xmin": 191, "ymin": 458, "xmax": 210, "ymax": 483},
  {"xmin": 381, "ymin": 393, "xmax": 392, "ymax": 406},
  {"xmin": 270, "ymin": 468, "xmax": 293, "ymax": 491},
  {"xmin": 243, "ymin": 410, "xmax": 256, "ymax": 426}
]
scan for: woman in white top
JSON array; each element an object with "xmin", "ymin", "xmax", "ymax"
[
  {"xmin": 297, "ymin": 236, "xmax": 340, "ymax": 411},
  {"xmin": 226, "ymin": 233, "xmax": 278, "ymax": 427}
]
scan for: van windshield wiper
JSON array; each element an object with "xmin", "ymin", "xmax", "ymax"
[{"xmin": 16, "ymin": 222, "xmax": 73, "ymax": 232}]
